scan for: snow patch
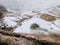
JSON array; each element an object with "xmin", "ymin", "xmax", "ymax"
[
  {"xmin": 14, "ymin": 17, "xmax": 60, "ymax": 35},
  {"xmin": 4, "ymin": 17, "xmax": 17, "ymax": 27}
]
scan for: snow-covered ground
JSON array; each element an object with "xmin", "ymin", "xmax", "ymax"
[
  {"xmin": 14, "ymin": 17, "xmax": 60, "ymax": 35},
  {"xmin": 2, "ymin": 10, "xmax": 60, "ymax": 36},
  {"xmin": 0, "ymin": 0, "xmax": 60, "ymax": 36}
]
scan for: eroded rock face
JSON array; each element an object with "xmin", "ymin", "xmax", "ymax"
[
  {"xmin": 0, "ymin": 5, "xmax": 8, "ymax": 29},
  {"xmin": 0, "ymin": 5, "xmax": 7, "ymax": 19},
  {"xmin": 40, "ymin": 13, "xmax": 56, "ymax": 21},
  {"xmin": 0, "ymin": 30, "xmax": 60, "ymax": 45},
  {"xmin": 0, "ymin": 11, "xmax": 4, "ymax": 19},
  {"xmin": 0, "ymin": 5, "xmax": 7, "ymax": 12}
]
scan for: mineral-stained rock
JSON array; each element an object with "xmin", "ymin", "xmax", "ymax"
[
  {"xmin": 0, "ymin": 31, "xmax": 38, "ymax": 45},
  {"xmin": 0, "ymin": 30, "xmax": 60, "ymax": 45},
  {"xmin": 40, "ymin": 13, "xmax": 56, "ymax": 21},
  {"xmin": 0, "ymin": 34, "xmax": 38, "ymax": 45}
]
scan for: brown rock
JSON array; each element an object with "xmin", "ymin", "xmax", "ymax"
[
  {"xmin": 0, "ymin": 30, "xmax": 60, "ymax": 45},
  {"xmin": 40, "ymin": 13, "xmax": 56, "ymax": 21}
]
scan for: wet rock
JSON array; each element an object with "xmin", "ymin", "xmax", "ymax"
[
  {"xmin": 31, "ymin": 23, "xmax": 40, "ymax": 30},
  {"xmin": 0, "ymin": 23, "xmax": 14, "ymax": 31}
]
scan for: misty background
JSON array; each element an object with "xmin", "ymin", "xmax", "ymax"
[{"xmin": 0, "ymin": 0, "xmax": 60, "ymax": 12}]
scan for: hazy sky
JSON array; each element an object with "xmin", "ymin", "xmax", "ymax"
[{"xmin": 0, "ymin": 0, "xmax": 60, "ymax": 12}]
